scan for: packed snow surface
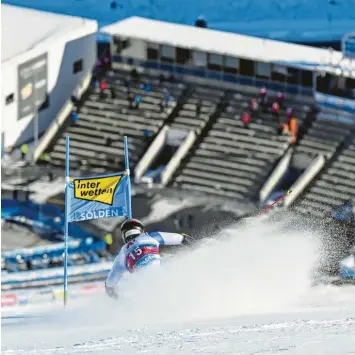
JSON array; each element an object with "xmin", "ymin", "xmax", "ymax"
[
  {"xmin": 3, "ymin": 0, "xmax": 355, "ymax": 41},
  {"xmin": 2, "ymin": 217, "xmax": 355, "ymax": 354}
]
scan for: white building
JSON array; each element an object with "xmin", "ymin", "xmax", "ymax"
[{"xmin": 1, "ymin": 5, "xmax": 98, "ymax": 150}]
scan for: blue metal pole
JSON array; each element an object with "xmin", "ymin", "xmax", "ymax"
[
  {"xmin": 124, "ymin": 136, "xmax": 132, "ymax": 219},
  {"xmin": 64, "ymin": 136, "xmax": 70, "ymax": 306}
]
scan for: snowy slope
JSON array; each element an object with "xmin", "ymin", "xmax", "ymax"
[
  {"xmin": 2, "ymin": 217, "xmax": 355, "ymax": 354},
  {"xmin": 3, "ymin": 0, "xmax": 355, "ymax": 42}
]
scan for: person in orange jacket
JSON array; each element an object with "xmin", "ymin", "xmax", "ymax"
[{"xmin": 289, "ymin": 116, "xmax": 299, "ymax": 144}]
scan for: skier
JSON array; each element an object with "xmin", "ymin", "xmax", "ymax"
[{"xmin": 105, "ymin": 218, "xmax": 195, "ymax": 299}]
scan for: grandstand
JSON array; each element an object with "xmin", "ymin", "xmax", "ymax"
[
  {"xmin": 1, "ymin": 4, "xmax": 97, "ymax": 151},
  {"xmin": 48, "ymin": 69, "xmax": 187, "ymax": 173},
  {"xmin": 2, "ymin": 13, "xmax": 355, "ymax": 297},
  {"xmin": 173, "ymin": 89, "xmax": 314, "ymax": 200},
  {"xmin": 295, "ymin": 134, "xmax": 355, "ymax": 219}
]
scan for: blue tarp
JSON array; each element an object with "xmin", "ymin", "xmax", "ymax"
[
  {"xmin": 2, "ymin": 199, "xmax": 100, "ymax": 241},
  {"xmin": 2, "ymin": 239, "xmax": 106, "ymax": 264}
]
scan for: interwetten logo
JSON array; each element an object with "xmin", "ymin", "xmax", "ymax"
[{"xmin": 73, "ymin": 175, "xmax": 122, "ymax": 205}]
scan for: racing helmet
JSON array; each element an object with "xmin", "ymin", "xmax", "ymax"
[{"xmin": 120, "ymin": 218, "xmax": 145, "ymax": 243}]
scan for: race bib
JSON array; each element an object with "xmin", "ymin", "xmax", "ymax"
[{"xmin": 125, "ymin": 244, "xmax": 159, "ymax": 272}]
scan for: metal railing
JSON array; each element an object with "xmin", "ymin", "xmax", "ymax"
[{"xmin": 112, "ymin": 55, "xmax": 314, "ymax": 97}]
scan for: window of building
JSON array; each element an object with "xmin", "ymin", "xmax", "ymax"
[
  {"xmin": 224, "ymin": 56, "xmax": 239, "ymax": 74},
  {"xmin": 112, "ymin": 36, "xmax": 131, "ymax": 54},
  {"xmin": 176, "ymin": 47, "xmax": 190, "ymax": 65},
  {"xmin": 271, "ymin": 65, "xmax": 287, "ymax": 82},
  {"xmin": 208, "ymin": 53, "xmax": 223, "ymax": 71},
  {"xmin": 300, "ymin": 69, "xmax": 313, "ymax": 87},
  {"xmin": 5, "ymin": 94, "xmax": 14, "ymax": 105},
  {"xmin": 316, "ymin": 73, "xmax": 331, "ymax": 94},
  {"xmin": 346, "ymin": 78, "xmax": 355, "ymax": 99},
  {"xmin": 193, "ymin": 51, "xmax": 207, "ymax": 67},
  {"xmin": 147, "ymin": 42, "xmax": 159, "ymax": 60},
  {"xmin": 239, "ymin": 58, "xmax": 254, "ymax": 77},
  {"xmin": 287, "ymin": 67, "xmax": 300, "ymax": 85},
  {"xmin": 160, "ymin": 45, "xmax": 175, "ymax": 63},
  {"xmin": 73, "ymin": 59, "xmax": 83, "ymax": 74},
  {"xmin": 255, "ymin": 62, "xmax": 271, "ymax": 79}
]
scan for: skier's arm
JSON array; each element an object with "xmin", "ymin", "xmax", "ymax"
[
  {"xmin": 105, "ymin": 250, "xmax": 126, "ymax": 297},
  {"xmin": 149, "ymin": 232, "xmax": 195, "ymax": 246}
]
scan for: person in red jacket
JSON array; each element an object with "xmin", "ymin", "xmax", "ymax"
[
  {"xmin": 99, "ymin": 79, "xmax": 108, "ymax": 99},
  {"xmin": 249, "ymin": 98, "xmax": 259, "ymax": 112},
  {"xmin": 276, "ymin": 91, "xmax": 285, "ymax": 108},
  {"xmin": 271, "ymin": 102, "xmax": 280, "ymax": 123},
  {"xmin": 241, "ymin": 111, "xmax": 251, "ymax": 128}
]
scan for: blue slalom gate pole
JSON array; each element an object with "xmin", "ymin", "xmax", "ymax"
[
  {"xmin": 124, "ymin": 136, "xmax": 132, "ymax": 219},
  {"xmin": 64, "ymin": 136, "xmax": 70, "ymax": 306}
]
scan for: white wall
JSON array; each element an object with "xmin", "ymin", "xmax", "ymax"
[
  {"xmin": 1, "ymin": 21, "xmax": 97, "ymax": 149},
  {"xmin": 121, "ymin": 39, "xmax": 147, "ymax": 60}
]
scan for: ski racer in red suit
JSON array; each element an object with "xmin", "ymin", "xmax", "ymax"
[{"xmin": 105, "ymin": 219, "xmax": 195, "ymax": 299}]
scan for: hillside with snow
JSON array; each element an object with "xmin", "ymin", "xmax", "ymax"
[{"xmin": 3, "ymin": 0, "xmax": 355, "ymax": 42}]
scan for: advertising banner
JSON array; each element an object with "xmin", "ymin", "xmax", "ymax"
[
  {"xmin": 68, "ymin": 173, "xmax": 130, "ymax": 222},
  {"xmin": 17, "ymin": 53, "xmax": 48, "ymax": 120}
]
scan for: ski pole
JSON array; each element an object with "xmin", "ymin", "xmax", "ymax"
[{"xmin": 256, "ymin": 190, "xmax": 292, "ymax": 217}]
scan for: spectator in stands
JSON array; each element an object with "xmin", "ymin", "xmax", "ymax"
[
  {"xmin": 159, "ymin": 100, "xmax": 165, "ymax": 113},
  {"xmin": 276, "ymin": 91, "xmax": 285, "ymax": 108},
  {"xmin": 128, "ymin": 92, "xmax": 135, "ymax": 109},
  {"xmin": 20, "ymin": 143, "xmax": 28, "ymax": 161},
  {"xmin": 163, "ymin": 88, "xmax": 172, "ymax": 108},
  {"xmin": 92, "ymin": 78, "xmax": 99, "ymax": 90},
  {"xmin": 38, "ymin": 152, "xmax": 49, "ymax": 166},
  {"xmin": 71, "ymin": 106, "xmax": 79, "ymax": 124},
  {"xmin": 110, "ymin": 86, "xmax": 116, "ymax": 99},
  {"xmin": 130, "ymin": 68, "xmax": 139, "ymax": 82},
  {"xmin": 271, "ymin": 102, "xmax": 280, "ymax": 123},
  {"xmin": 258, "ymin": 87, "xmax": 268, "ymax": 111},
  {"xmin": 103, "ymin": 56, "xmax": 111, "ymax": 70},
  {"xmin": 140, "ymin": 83, "xmax": 151, "ymax": 92},
  {"xmin": 123, "ymin": 76, "xmax": 130, "ymax": 89},
  {"xmin": 159, "ymin": 73, "xmax": 166, "ymax": 84},
  {"xmin": 144, "ymin": 129, "xmax": 151, "ymax": 137},
  {"xmin": 286, "ymin": 107, "xmax": 294, "ymax": 119},
  {"xmin": 249, "ymin": 97, "xmax": 259, "ymax": 113},
  {"xmin": 105, "ymin": 135, "xmax": 112, "ymax": 147},
  {"xmin": 134, "ymin": 95, "xmax": 141, "ymax": 109},
  {"xmin": 196, "ymin": 100, "xmax": 202, "ymax": 116},
  {"xmin": 278, "ymin": 108, "xmax": 299, "ymax": 144},
  {"xmin": 99, "ymin": 79, "xmax": 107, "ymax": 91},
  {"xmin": 144, "ymin": 82, "xmax": 151, "ymax": 93},
  {"xmin": 71, "ymin": 94, "xmax": 78, "ymax": 105},
  {"xmin": 168, "ymin": 74, "xmax": 176, "ymax": 83},
  {"xmin": 288, "ymin": 115, "xmax": 299, "ymax": 145},
  {"xmin": 105, "ymin": 233, "xmax": 113, "ymax": 253},
  {"xmin": 241, "ymin": 111, "xmax": 251, "ymax": 129}
]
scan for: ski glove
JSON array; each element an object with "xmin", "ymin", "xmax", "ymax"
[{"xmin": 181, "ymin": 233, "xmax": 196, "ymax": 246}]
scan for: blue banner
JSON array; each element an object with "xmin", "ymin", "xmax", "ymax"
[{"xmin": 68, "ymin": 172, "xmax": 130, "ymax": 222}]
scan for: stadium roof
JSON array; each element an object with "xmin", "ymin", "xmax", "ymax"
[
  {"xmin": 101, "ymin": 17, "xmax": 355, "ymax": 78},
  {"xmin": 2, "ymin": 5, "xmax": 98, "ymax": 64}
]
